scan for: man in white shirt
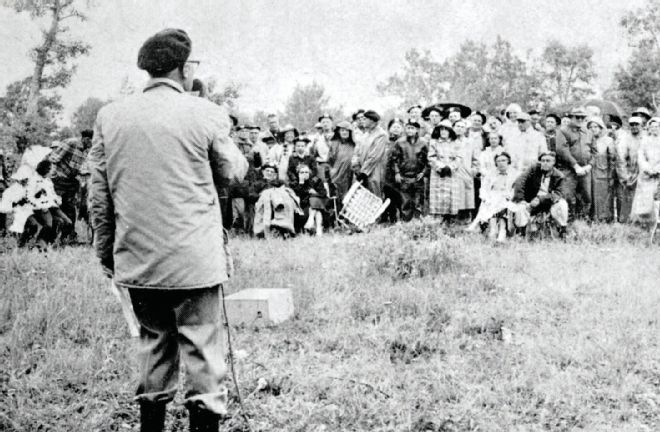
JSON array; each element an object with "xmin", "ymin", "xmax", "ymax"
[{"xmin": 504, "ymin": 112, "xmax": 548, "ymax": 173}]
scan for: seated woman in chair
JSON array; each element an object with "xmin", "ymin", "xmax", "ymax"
[
  {"xmin": 511, "ymin": 151, "xmax": 569, "ymax": 238},
  {"xmin": 465, "ymin": 152, "xmax": 517, "ymax": 242},
  {"xmin": 253, "ymin": 164, "xmax": 303, "ymax": 239},
  {"xmin": 290, "ymin": 163, "xmax": 328, "ymax": 236}
]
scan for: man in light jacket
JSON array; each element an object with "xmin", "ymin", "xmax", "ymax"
[
  {"xmin": 88, "ymin": 29, "xmax": 248, "ymax": 432},
  {"xmin": 352, "ymin": 110, "xmax": 388, "ymax": 198}
]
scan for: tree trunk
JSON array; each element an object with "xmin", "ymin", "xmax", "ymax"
[{"xmin": 25, "ymin": 1, "xmax": 62, "ymax": 119}]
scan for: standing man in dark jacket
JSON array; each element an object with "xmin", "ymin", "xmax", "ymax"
[
  {"xmin": 88, "ymin": 29, "xmax": 247, "ymax": 432},
  {"xmin": 512, "ymin": 151, "xmax": 569, "ymax": 237},
  {"xmin": 389, "ymin": 120, "xmax": 428, "ymax": 221},
  {"xmin": 557, "ymin": 107, "xmax": 595, "ymax": 220}
]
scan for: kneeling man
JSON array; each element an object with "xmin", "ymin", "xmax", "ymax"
[{"xmin": 512, "ymin": 151, "xmax": 569, "ymax": 237}]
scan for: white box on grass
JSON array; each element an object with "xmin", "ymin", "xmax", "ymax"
[{"xmin": 223, "ymin": 288, "xmax": 294, "ymax": 326}]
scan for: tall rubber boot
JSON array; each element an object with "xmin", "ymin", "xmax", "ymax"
[
  {"xmin": 139, "ymin": 401, "xmax": 166, "ymax": 432},
  {"xmin": 188, "ymin": 405, "xmax": 220, "ymax": 432}
]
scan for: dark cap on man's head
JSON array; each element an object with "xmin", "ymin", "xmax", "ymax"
[
  {"xmin": 137, "ymin": 28, "xmax": 192, "ymax": 75},
  {"xmin": 406, "ymin": 120, "xmax": 421, "ymax": 129},
  {"xmin": 363, "ymin": 110, "xmax": 380, "ymax": 122},
  {"xmin": 538, "ymin": 151, "xmax": 557, "ymax": 161},
  {"xmin": 81, "ymin": 129, "xmax": 94, "ymax": 139}
]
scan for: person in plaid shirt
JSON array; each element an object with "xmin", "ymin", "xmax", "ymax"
[{"xmin": 49, "ymin": 129, "xmax": 93, "ymax": 243}]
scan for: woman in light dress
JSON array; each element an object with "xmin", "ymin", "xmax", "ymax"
[{"xmin": 631, "ymin": 117, "xmax": 660, "ymax": 226}]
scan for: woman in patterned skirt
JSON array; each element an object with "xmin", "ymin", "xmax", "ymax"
[{"xmin": 428, "ymin": 120, "xmax": 463, "ymax": 222}]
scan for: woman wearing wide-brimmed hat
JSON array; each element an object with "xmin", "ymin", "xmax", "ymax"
[
  {"xmin": 588, "ymin": 117, "xmax": 617, "ymax": 222},
  {"xmin": 328, "ymin": 121, "xmax": 356, "ymax": 205},
  {"xmin": 428, "ymin": 120, "xmax": 463, "ymax": 221}
]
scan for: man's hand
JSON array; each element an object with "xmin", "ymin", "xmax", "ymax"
[
  {"xmin": 574, "ymin": 164, "xmax": 585, "ymax": 176},
  {"xmin": 530, "ymin": 197, "xmax": 540, "ymax": 208},
  {"xmin": 101, "ymin": 256, "xmax": 114, "ymax": 279},
  {"xmin": 395, "ymin": 173, "xmax": 402, "ymax": 184}
]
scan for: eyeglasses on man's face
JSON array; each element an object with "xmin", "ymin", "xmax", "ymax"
[{"xmin": 184, "ymin": 60, "xmax": 201, "ymax": 73}]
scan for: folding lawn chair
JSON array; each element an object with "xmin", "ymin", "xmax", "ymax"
[{"xmin": 337, "ymin": 182, "xmax": 390, "ymax": 232}]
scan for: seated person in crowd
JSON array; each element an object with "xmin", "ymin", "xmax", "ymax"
[
  {"xmin": 287, "ymin": 137, "xmax": 317, "ymax": 184},
  {"xmin": 253, "ymin": 164, "xmax": 303, "ymax": 238},
  {"xmin": 290, "ymin": 163, "xmax": 327, "ymax": 236},
  {"xmin": 26, "ymin": 159, "xmax": 72, "ymax": 248},
  {"xmin": 465, "ymin": 152, "xmax": 518, "ymax": 243},
  {"xmin": 511, "ymin": 151, "xmax": 569, "ymax": 238}
]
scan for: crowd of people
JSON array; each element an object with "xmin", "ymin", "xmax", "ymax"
[
  {"xmin": 214, "ymin": 101, "xmax": 660, "ymax": 241},
  {"xmin": 1, "ymin": 99, "xmax": 659, "ymax": 245}
]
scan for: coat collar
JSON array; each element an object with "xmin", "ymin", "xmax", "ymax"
[{"xmin": 143, "ymin": 78, "xmax": 185, "ymax": 94}]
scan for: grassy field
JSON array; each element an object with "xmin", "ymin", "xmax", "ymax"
[{"xmin": 1, "ymin": 220, "xmax": 660, "ymax": 431}]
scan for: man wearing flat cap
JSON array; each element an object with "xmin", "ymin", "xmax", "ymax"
[
  {"xmin": 504, "ymin": 111, "xmax": 548, "ymax": 173},
  {"xmin": 352, "ymin": 110, "xmax": 388, "ymax": 198},
  {"xmin": 615, "ymin": 116, "xmax": 644, "ymax": 222},
  {"xmin": 89, "ymin": 28, "xmax": 248, "ymax": 431},
  {"xmin": 557, "ymin": 106, "xmax": 595, "ymax": 221}
]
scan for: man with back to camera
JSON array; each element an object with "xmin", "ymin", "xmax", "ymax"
[{"xmin": 88, "ymin": 29, "xmax": 248, "ymax": 432}]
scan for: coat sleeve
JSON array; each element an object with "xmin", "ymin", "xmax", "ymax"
[
  {"xmin": 512, "ymin": 167, "xmax": 532, "ymax": 202},
  {"xmin": 315, "ymin": 137, "xmax": 330, "ymax": 162},
  {"xmin": 550, "ymin": 171, "xmax": 568, "ymax": 200},
  {"xmin": 88, "ymin": 115, "xmax": 115, "ymax": 271},
  {"xmin": 556, "ymin": 128, "xmax": 579, "ymax": 168},
  {"xmin": 428, "ymin": 141, "xmax": 445, "ymax": 171},
  {"xmin": 209, "ymin": 111, "xmax": 249, "ymax": 185},
  {"xmin": 638, "ymin": 140, "xmax": 652, "ymax": 175},
  {"xmin": 538, "ymin": 134, "xmax": 548, "ymax": 157},
  {"xmin": 359, "ymin": 133, "xmax": 388, "ymax": 176},
  {"xmin": 615, "ymin": 136, "xmax": 631, "ymax": 182},
  {"xmin": 390, "ymin": 143, "xmax": 403, "ymax": 176},
  {"xmin": 420, "ymin": 142, "xmax": 430, "ymax": 177},
  {"xmin": 328, "ymin": 141, "xmax": 338, "ymax": 166},
  {"xmin": 470, "ymin": 145, "xmax": 479, "ymax": 176}
]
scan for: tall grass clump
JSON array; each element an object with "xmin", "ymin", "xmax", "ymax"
[{"xmin": 363, "ymin": 221, "xmax": 472, "ymax": 280}]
